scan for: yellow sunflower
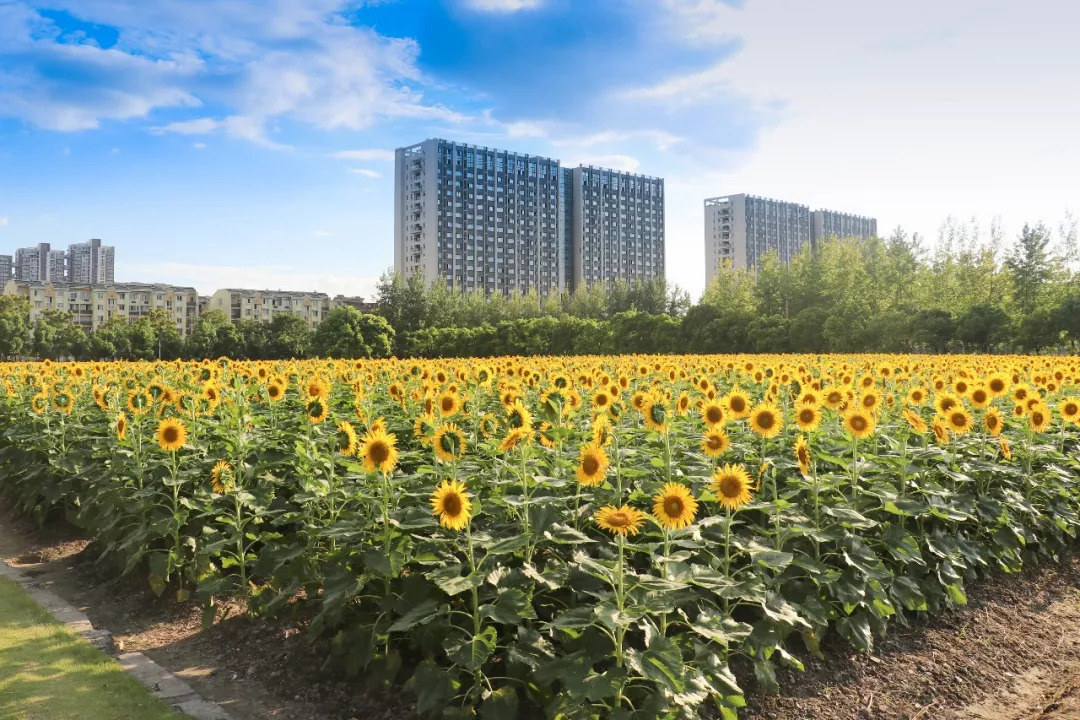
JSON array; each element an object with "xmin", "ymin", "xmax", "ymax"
[
  {"xmin": 359, "ymin": 427, "xmax": 399, "ymax": 473},
  {"xmin": 156, "ymin": 417, "xmax": 188, "ymax": 452},
  {"xmin": 794, "ymin": 435, "xmax": 811, "ymax": 476},
  {"xmin": 266, "ymin": 380, "xmax": 285, "ymax": 402},
  {"xmin": 1059, "ymin": 397, "xmax": 1080, "ymax": 425},
  {"xmin": 701, "ymin": 401, "xmax": 726, "ymax": 428},
  {"xmin": 701, "ymin": 428, "xmax": 730, "ymax": 458},
  {"xmin": 945, "ymin": 407, "xmax": 973, "ymax": 436},
  {"xmin": 903, "ymin": 408, "xmax": 927, "ymax": 435},
  {"xmin": 115, "ymin": 411, "xmax": 127, "ymax": 441},
  {"xmin": 499, "ymin": 426, "xmax": 533, "ymax": 453},
  {"xmin": 430, "ymin": 479, "xmax": 472, "ymax": 531},
  {"xmin": 1029, "ymin": 404, "xmax": 1052, "ymax": 433},
  {"xmin": 211, "ymin": 460, "xmax": 234, "ymax": 494},
  {"xmin": 642, "ymin": 396, "xmax": 668, "ymax": 433},
  {"xmin": 723, "ymin": 388, "xmax": 751, "ymax": 420},
  {"xmin": 336, "ymin": 420, "xmax": 358, "ymax": 456},
  {"xmin": 505, "ymin": 401, "xmax": 533, "ymax": 431},
  {"xmin": 652, "ymin": 483, "xmax": 698, "ymax": 531},
  {"xmin": 432, "ymin": 423, "xmax": 466, "ymax": 462},
  {"xmin": 594, "ymin": 504, "xmax": 647, "ymax": 537},
  {"xmin": 710, "ymin": 463, "xmax": 754, "ymax": 511},
  {"xmin": 437, "ymin": 390, "xmax": 460, "ymax": 418},
  {"xmin": 576, "ymin": 443, "xmax": 609, "ymax": 487},
  {"xmin": 842, "ymin": 409, "xmax": 876, "ymax": 439},
  {"xmin": 747, "ymin": 402, "xmax": 783, "ymax": 439},
  {"xmin": 999, "ymin": 435, "xmax": 1012, "ymax": 461},
  {"xmin": 30, "ymin": 392, "xmax": 48, "ymax": 414},
  {"xmin": 794, "ymin": 404, "xmax": 821, "ymax": 432},
  {"xmin": 984, "ymin": 406, "xmax": 1003, "ymax": 436},
  {"xmin": 127, "ymin": 388, "xmax": 152, "ymax": 416},
  {"xmin": 306, "ymin": 396, "xmax": 329, "ymax": 424},
  {"xmin": 931, "ymin": 418, "xmax": 949, "ymax": 445}
]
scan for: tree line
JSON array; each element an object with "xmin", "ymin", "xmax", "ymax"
[{"xmin": 0, "ymin": 217, "xmax": 1077, "ymax": 360}]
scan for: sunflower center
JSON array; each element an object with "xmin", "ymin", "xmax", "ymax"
[
  {"xmin": 706, "ymin": 407, "xmax": 722, "ymax": 424},
  {"xmin": 163, "ymin": 427, "xmax": 179, "ymax": 443},
  {"xmin": 951, "ymin": 412, "xmax": 966, "ymax": 427},
  {"xmin": 442, "ymin": 397, "xmax": 455, "ymax": 412},
  {"xmin": 799, "ymin": 409, "xmax": 814, "ymax": 423},
  {"xmin": 757, "ymin": 412, "xmax": 775, "ymax": 429},
  {"xmin": 797, "ymin": 447, "xmax": 809, "ymax": 465},
  {"xmin": 730, "ymin": 398, "xmax": 745, "ymax": 412},
  {"xmin": 990, "ymin": 379, "xmax": 1005, "ymax": 392},
  {"xmin": 606, "ymin": 511, "xmax": 631, "ymax": 528},
  {"xmin": 851, "ymin": 416, "xmax": 867, "ymax": 431},
  {"xmin": 582, "ymin": 455, "xmax": 600, "ymax": 475},
  {"xmin": 1066, "ymin": 403, "xmax": 1078, "ymax": 416},
  {"xmin": 442, "ymin": 493, "xmax": 462, "ymax": 516},
  {"xmin": 706, "ymin": 435, "xmax": 722, "ymax": 450},
  {"xmin": 718, "ymin": 475, "xmax": 743, "ymax": 499},
  {"xmin": 663, "ymin": 496, "xmax": 684, "ymax": 518}
]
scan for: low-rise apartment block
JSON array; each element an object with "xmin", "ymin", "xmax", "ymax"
[{"xmin": 208, "ymin": 288, "xmax": 331, "ymax": 329}]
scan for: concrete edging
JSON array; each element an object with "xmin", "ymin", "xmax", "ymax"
[{"xmin": 0, "ymin": 561, "xmax": 231, "ymax": 720}]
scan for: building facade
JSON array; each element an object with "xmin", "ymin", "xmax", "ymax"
[
  {"xmin": 0, "ymin": 255, "xmax": 11, "ymax": 282},
  {"xmin": 208, "ymin": 288, "xmax": 331, "ymax": 329},
  {"xmin": 332, "ymin": 295, "xmax": 378, "ymax": 313},
  {"xmin": 3, "ymin": 280, "xmax": 199, "ymax": 336},
  {"xmin": 395, "ymin": 138, "xmax": 664, "ymax": 296},
  {"xmin": 704, "ymin": 194, "xmax": 811, "ymax": 285},
  {"xmin": 570, "ymin": 166, "xmax": 664, "ymax": 288},
  {"xmin": 14, "ymin": 243, "xmax": 50, "ymax": 282},
  {"xmin": 46, "ymin": 250, "xmax": 67, "ymax": 282},
  {"xmin": 68, "ymin": 239, "xmax": 115, "ymax": 284},
  {"xmin": 810, "ymin": 210, "xmax": 878, "ymax": 247}
]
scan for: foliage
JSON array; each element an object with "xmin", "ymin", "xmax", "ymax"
[
  {"xmin": 312, "ymin": 307, "xmax": 394, "ymax": 358},
  {"xmin": 2, "ymin": 353, "xmax": 1080, "ymax": 719},
  {"xmin": 0, "ymin": 295, "xmax": 31, "ymax": 359}
]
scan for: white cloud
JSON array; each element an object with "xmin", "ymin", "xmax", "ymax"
[
  {"xmin": 192, "ymin": 142, "xmax": 206, "ymax": 149},
  {"xmin": 110, "ymin": 147, "xmax": 120, "ymax": 153},
  {"xmin": 121, "ymin": 261, "xmax": 380, "ymax": 299},
  {"xmin": 631, "ymin": 0, "xmax": 1080, "ymax": 297},
  {"xmin": 311, "ymin": 230, "xmax": 333, "ymax": 237},
  {"xmin": 464, "ymin": 0, "xmax": 542, "ymax": 12},
  {"xmin": 153, "ymin": 117, "xmax": 219, "ymax": 135},
  {"xmin": 329, "ymin": 149, "xmax": 394, "ymax": 162},
  {"xmin": 0, "ymin": 216, "xmax": 8, "ymax": 227},
  {"xmin": 348, "ymin": 167, "xmax": 381, "ymax": 178}
]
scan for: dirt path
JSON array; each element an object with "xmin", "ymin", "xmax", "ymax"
[{"xmin": 3, "ymin": 506, "xmax": 1080, "ymax": 720}]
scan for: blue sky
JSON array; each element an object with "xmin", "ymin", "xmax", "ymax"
[{"xmin": 1, "ymin": 0, "xmax": 1077, "ymax": 298}]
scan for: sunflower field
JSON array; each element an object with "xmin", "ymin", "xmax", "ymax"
[{"xmin": 2, "ymin": 354, "xmax": 1080, "ymax": 719}]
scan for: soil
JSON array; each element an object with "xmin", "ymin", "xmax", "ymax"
[{"xmin": 3, "ymin": 504, "xmax": 1080, "ymax": 720}]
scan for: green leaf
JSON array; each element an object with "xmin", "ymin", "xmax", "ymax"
[
  {"xmin": 388, "ymin": 599, "xmax": 441, "ymax": 633},
  {"xmin": 407, "ymin": 660, "xmax": 457, "ymax": 718},
  {"xmin": 446, "ymin": 626, "xmax": 497, "ymax": 672},
  {"xmin": 836, "ymin": 612, "xmax": 873, "ymax": 653},
  {"xmin": 480, "ymin": 686, "xmax": 518, "ymax": 720},
  {"xmin": 481, "ymin": 588, "xmax": 536, "ymax": 624},
  {"xmin": 628, "ymin": 637, "xmax": 686, "ymax": 693}
]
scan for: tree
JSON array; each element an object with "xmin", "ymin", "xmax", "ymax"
[
  {"xmin": 187, "ymin": 310, "xmax": 242, "ymax": 359},
  {"xmin": 144, "ymin": 308, "xmax": 184, "ymax": 360},
  {"xmin": 911, "ymin": 309, "xmax": 955, "ymax": 352},
  {"xmin": 1005, "ymin": 223, "xmax": 1056, "ymax": 320},
  {"xmin": 1052, "ymin": 291, "xmax": 1080, "ymax": 348},
  {"xmin": 955, "ymin": 303, "xmax": 1010, "ymax": 352},
  {"xmin": 266, "ymin": 314, "xmax": 312, "ymax": 359},
  {"xmin": 32, "ymin": 309, "xmax": 87, "ymax": 360},
  {"xmin": 0, "ymin": 295, "xmax": 31, "ymax": 359},
  {"xmin": 312, "ymin": 307, "xmax": 395, "ymax": 358}
]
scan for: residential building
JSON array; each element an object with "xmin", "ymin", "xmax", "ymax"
[
  {"xmin": 811, "ymin": 210, "xmax": 878, "ymax": 247},
  {"xmin": 46, "ymin": 249, "xmax": 67, "ymax": 282},
  {"xmin": 14, "ymin": 243, "xmax": 50, "ymax": 282},
  {"xmin": 3, "ymin": 279, "xmax": 199, "ymax": 336},
  {"xmin": 704, "ymin": 194, "xmax": 877, "ymax": 285},
  {"xmin": 704, "ymin": 194, "xmax": 811, "ymax": 284},
  {"xmin": 569, "ymin": 166, "xmax": 664, "ymax": 288},
  {"xmin": 0, "ymin": 255, "xmax": 11, "ymax": 282},
  {"xmin": 332, "ymin": 295, "xmax": 378, "ymax": 313},
  {"xmin": 68, "ymin": 238, "xmax": 115, "ymax": 284},
  {"xmin": 394, "ymin": 138, "xmax": 664, "ymax": 296},
  {"xmin": 208, "ymin": 288, "xmax": 331, "ymax": 329}
]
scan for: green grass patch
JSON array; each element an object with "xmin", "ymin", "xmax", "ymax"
[{"xmin": 0, "ymin": 577, "xmax": 182, "ymax": 720}]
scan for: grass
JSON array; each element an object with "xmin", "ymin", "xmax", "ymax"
[{"xmin": 0, "ymin": 577, "xmax": 182, "ymax": 720}]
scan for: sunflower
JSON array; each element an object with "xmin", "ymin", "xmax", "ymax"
[
  {"xmin": 432, "ymin": 423, "xmax": 466, "ymax": 462},
  {"xmin": 652, "ymin": 483, "xmax": 698, "ymax": 530},
  {"xmin": 359, "ymin": 427, "xmax": 398, "ymax": 473},
  {"xmin": 1059, "ymin": 397, "xmax": 1080, "ymax": 425},
  {"xmin": 858, "ymin": 391, "xmax": 880, "ymax": 414},
  {"xmin": 211, "ymin": 460, "xmax": 234, "ymax": 494},
  {"xmin": 945, "ymin": 407, "xmax": 972, "ymax": 435},
  {"xmin": 984, "ymin": 405, "xmax": 1003, "ymax": 436},
  {"xmin": 906, "ymin": 386, "xmax": 928, "ymax": 406},
  {"xmin": 306, "ymin": 396, "xmax": 329, "ymax": 424},
  {"xmin": 701, "ymin": 428, "xmax": 730, "ymax": 458},
  {"xmin": 675, "ymin": 392, "xmax": 691, "ymax": 416},
  {"xmin": 842, "ymin": 409, "xmax": 876, "ymax": 439},
  {"xmin": 642, "ymin": 396, "xmax": 668, "ymax": 433},
  {"xmin": 1029, "ymin": 404, "xmax": 1052, "ymax": 433},
  {"xmin": 127, "ymin": 388, "xmax": 152, "ymax": 416},
  {"xmin": 266, "ymin": 380, "xmax": 285, "ymax": 402},
  {"xmin": 505, "ymin": 401, "xmax": 533, "ymax": 431},
  {"xmin": 701, "ymin": 401, "xmax": 726, "ymax": 428},
  {"xmin": 156, "ymin": 417, "xmax": 188, "ymax": 452},
  {"xmin": 999, "ymin": 435, "xmax": 1012, "ymax": 461},
  {"xmin": 986, "ymin": 373, "xmax": 1009, "ymax": 398},
  {"xmin": 591, "ymin": 413, "xmax": 612, "ymax": 446},
  {"xmin": 438, "ymin": 390, "xmax": 460, "ymax": 418},
  {"xmin": 931, "ymin": 418, "xmax": 949, "ymax": 445},
  {"xmin": 576, "ymin": 443, "xmax": 610, "ymax": 486},
  {"xmin": 794, "ymin": 435, "xmax": 811, "ymax": 476},
  {"xmin": 304, "ymin": 377, "xmax": 330, "ymax": 400},
  {"xmin": 794, "ymin": 404, "xmax": 821, "ymax": 432},
  {"xmin": 336, "ymin": 420, "xmax": 358, "ymax": 456},
  {"xmin": 592, "ymin": 389, "xmax": 612, "ymax": 411},
  {"xmin": 968, "ymin": 385, "xmax": 990, "ymax": 408},
  {"xmin": 115, "ymin": 411, "xmax": 127, "ymax": 441},
  {"xmin": 748, "ymin": 402, "xmax": 783, "ymax": 439},
  {"xmin": 711, "ymin": 463, "xmax": 754, "ymax": 511},
  {"xmin": 30, "ymin": 392, "xmax": 48, "ymax": 414},
  {"xmin": 723, "ymin": 388, "xmax": 751, "ymax": 420},
  {"xmin": 903, "ymin": 408, "xmax": 927, "ymax": 435},
  {"xmin": 499, "ymin": 426, "xmax": 532, "ymax": 453},
  {"xmin": 51, "ymin": 390, "xmax": 74, "ymax": 414},
  {"xmin": 430, "ymin": 479, "xmax": 472, "ymax": 531},
  {"xmin": 823, "ymin": 387, "xmax": 846, "ymax": 410},
  {"xmin": 594, "ymin": 504, "xmax": 647, "ymax": 537},
  {"xmin": 934, "ymin": 393, "xmax": 961, "ymax": 416},
  {"xmin": 478, "ymin": 412, "xmax": 499, "ymax": 438}
]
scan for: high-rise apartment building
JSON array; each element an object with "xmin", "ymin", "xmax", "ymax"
[
  {"xmin": 14, "ymin": 243, "xmax": 51, "ymax": 282},
  {"xmin": 395, "ymin": 138, "xmax": 664, "ymax": 296},
  {"xmin": 0, "ymin": 255, "xmax": 12, "ymax": 282},
  {"xmin": 208, "ymin": 288, "xmax": 331, "ymax": 329},
  {"xmin": 704, "ymin": 194, "xmax": 877, "ymax": 286},
  {"xmin": 46, "ymin": 249, "xmax": 67, "ymax": 282},
  {"xmin": 704, "ymin": 194, "xmax": 810, "ymax": 285},
  {"xmin": 569, "ymin": 166, "xmax": 664, "ymax": 288},
  {"xmin": 811, "ymin": 210, "xmax": 877, "ymax": 247},
  {"xmin": 68, "ymin": 239, "xmax": 115, "ymax": 284}
]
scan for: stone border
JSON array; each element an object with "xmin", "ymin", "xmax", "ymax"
[{"xmin": 0, "ymin": 561, "xmax": 231, "ymax": 720}]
